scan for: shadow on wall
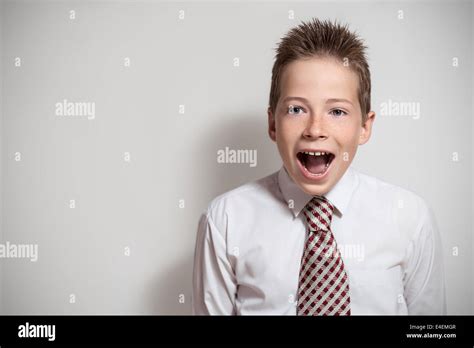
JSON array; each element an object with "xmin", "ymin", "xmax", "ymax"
[
  {"xmin": 200, "ymin": 110, "xmax": 282, "ymax": 198},
  {"xmin": 146, "ymin": 251, "xmax": 195, "ymax": 315},
  {"xmin": 145, "ymin": 110, "xmax": 281, "ymax": 314}
]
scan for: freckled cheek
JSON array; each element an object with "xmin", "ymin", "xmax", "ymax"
[
  {"xmin": 277, "ymin": 118, "xmax": 301, "ymax": 140},
  {"xmin": 276, "ymin": 124, "xmax": 300, "ymax": 162},
  {"xmin": 333, "ymin": 126, "xmax": 360, "ymax": 155}
]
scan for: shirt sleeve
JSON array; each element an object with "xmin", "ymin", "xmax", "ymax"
[
  {"xmin": 192, "ymin": 211, "xmax": 237, "ymax": 315},
  {"xmin": 403, "ymin": 201, "xmax": 447, "ymax": 315}
]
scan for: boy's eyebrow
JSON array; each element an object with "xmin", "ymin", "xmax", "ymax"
[
  {"xmin": 282, "ymin": 96, "xmax": 310, "ymax": 104},
  {"xmin": 326, "ymin": 98, "xmax": 354, "ymax": 106},
  {"xmin": 282, "ymin": 96, "xmax": 353, "ymax": 106}
]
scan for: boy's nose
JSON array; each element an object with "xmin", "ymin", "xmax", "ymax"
[{"xmin": 302, "ymin": 115, "xmax": 328, "ymax": 139}]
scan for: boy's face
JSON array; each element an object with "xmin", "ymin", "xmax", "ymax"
[{"xmin": 268, "ymin": 56, "xmax": 376, "ymax": 196}]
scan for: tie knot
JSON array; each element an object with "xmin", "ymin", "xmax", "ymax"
[{"xmin": 303, "ymin": 196, "xmax": 335, "ymax": 232}]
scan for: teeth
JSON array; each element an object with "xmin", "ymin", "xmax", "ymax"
[{"xmin": 302, "ymin": 151, "xmax": 328, "ymax": 156}]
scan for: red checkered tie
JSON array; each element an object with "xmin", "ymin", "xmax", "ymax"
[{"xmin": 296, "ymin": 196, "xmax": 351, "ymax": 315}]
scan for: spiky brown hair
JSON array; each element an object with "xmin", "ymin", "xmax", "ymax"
[{"xmin": 268, "ymin": 18, "xmax": 371, "ymax": 123}]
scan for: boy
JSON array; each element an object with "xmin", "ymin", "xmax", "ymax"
[{"xmin": 192, "ymin": 18, "xmax": 446, "ymax": 315}]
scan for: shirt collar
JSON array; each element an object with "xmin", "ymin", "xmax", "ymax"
[{"xmin": 277, "ymin": 164, "xmax": 358, "ymax": 218}]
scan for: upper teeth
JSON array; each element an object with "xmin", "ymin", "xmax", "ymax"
[{"xmin": 302, "ymin": 151, "xmax": 327, "ymax": 156}]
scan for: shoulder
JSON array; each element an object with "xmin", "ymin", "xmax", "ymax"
[
  {"xmin": 202, "ymin": 170, "xmax": 281, "ymax": 232},
  {"xmin": 351, "ymin": 167, "xmax": 434, "ymax": 236},
  {"xmin": 353, "ymin": 167, "xmax": 428, "ymax": 208}
]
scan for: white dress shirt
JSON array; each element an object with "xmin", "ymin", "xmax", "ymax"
[{"xmin": 192, "ymin": 165, "xmax": 447, "ymax": 315}]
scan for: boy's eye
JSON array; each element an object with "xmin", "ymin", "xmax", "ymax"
[
  {"xmin": 287, "ymin": 105, "xmax": 305, "ymax": 115},
  {"xmin": 329, "ymin": 108, "xmax": 347, "ymax": 117}
]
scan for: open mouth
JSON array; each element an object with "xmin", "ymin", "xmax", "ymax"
[{"xmin": 296, "ymin": 150, "xmax": 335, "ymax": 176}]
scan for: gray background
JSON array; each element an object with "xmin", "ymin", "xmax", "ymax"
[{"xmin": 0, "ymin": 0, "xmax": 472, "ymax": 314}]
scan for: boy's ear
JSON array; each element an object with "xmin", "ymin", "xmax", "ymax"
[
  {"xmin": 268, "ymin": 107, "xmax": 277, "ymax": 142},
  {"xmin": 359, "ymin": 111, "xmax": 376, "ymax": 145}
]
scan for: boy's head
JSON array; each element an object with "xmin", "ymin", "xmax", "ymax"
[{"xmin": 267, "ymin": 18, "xmax": 376, "ymax": 197}]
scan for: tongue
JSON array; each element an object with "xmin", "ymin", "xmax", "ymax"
[{"xmin": 306, "ymin": 155, "xmax": 327, "ymax": 174}]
